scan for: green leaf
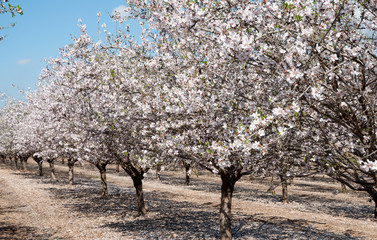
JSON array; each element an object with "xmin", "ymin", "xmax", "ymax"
[{"xmin": 110, "ymin": 69, "xmax": 116, "ymax": 78}]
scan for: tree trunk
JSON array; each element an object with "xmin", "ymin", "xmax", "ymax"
[
  {"xmin": 96, "ymin": 163, "xmax": 108, "ymax": 198},
  {"xmin": 22, "ymin": 158, "xmax": 27, "ymax": 171},
  {"xmin": 37, "ymin": 160, "xmax": 43, "ymax": 176},
  {"xmin": 68, "ymin": 159, "xmax": 75, "ymax": 185},
  {"xmin": 280, "ymin": 175, "xmax": 289, "ymax": 204},
  {"xmin": 14, "ymin": 156, "xmax": 19, "ymax": 169},
  {"xmin": 185, "ymin": 163, "xmax": 191, "ymax": 186},
  {"xmin": 156, "ymin": 164, "xmax": 161, "ymax": 180},
  {"xmin": 19, "ymin": 157, "xmax": 28, "ymax": 171},
  {"xmin": 18, "ymin": 157, "xmax": 24, "ymax": 171},
  {"xmin": 115, "ymin": 162, "xmax": 120, "ymax": 173},
  {"xmin": 220, "ymin": 172, "xmax": 236, "ymax": 240},
  {"xmin": 49, "ymin": 160, "xmax": 58, "ymax": 180},
  {"xmin": 119, "ymin": 154, "xmax": 147, "ymax": 216},
  {"xmin": 341, "ymin": 183, "xmax": 347, "ymax": 193},
  {"xmin": 132, "ymin": 176, "xmax": 147, "ymax": 216},
  {"xmin": 365, "ymin": 186, "xmax": 377, "ymax": 218}
]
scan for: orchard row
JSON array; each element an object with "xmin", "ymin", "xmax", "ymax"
[{"xmin": 1, "ymin": 1, "xmax": 377, "ymax": 239}]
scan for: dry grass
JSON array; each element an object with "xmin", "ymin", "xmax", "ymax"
[{"xmin": 0, "ymin": 159, "xmax": 376, "ymax": 239}]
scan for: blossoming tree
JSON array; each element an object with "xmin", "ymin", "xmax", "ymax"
[
  {"xmin": 247, "ymin": 0, "xmax": 377, "ymax": 217},
  {"xmin": 38, "ymin": 21, "xmax": 165, "ymax": 212},
  {"xmin": 122, "ymin": 1, "xmax": 307, "ymax": 238}
]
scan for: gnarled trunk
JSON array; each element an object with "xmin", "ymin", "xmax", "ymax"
[
  {"xmin": 118, "ymin": 154, "xmax": 147, "ymax": 216},
  {"xmin": 14, "ymin": 156, "xmax": 19, "ymax": 169},
  {"xmin": 48, "ymin": 160, "xmax": 58, "ymax": 180},
  {"xmin": 184, "ymin": 163, "xmax": 191, "ymax": 186},
  {"xmin": 37, "ymin": 160, "xmax": 43, "ymax": 176},
  {"xmin": 365, "ymin": 186, "xmax": 377, "ymax": 218},
  {"xmin": 341, "ymin": 183, "xmax": 347, "ymax": 193},
  {"xmin": 132, "ymin": 176, "xmax": 147, "ymax": 215},
  {"xmin": 96, "ymin": 162, "xmax": 108, "ymax": 198},
  {"xmin": 21, "ymin": 158, "xmax": 28, "ymax": 171},
  {"xmin": 155, "ymin": 164, "xmax": 161, "ymax": 180},
  {"xmin": 33, "ymin": 157, "xmax": 43, "ymax": 176},
  {"xmin": 115, "ymin": 162, "xmax": 120, "ymax": 173},
  {"xmin": 18, "ymin": 157, "xmax": 24, "ymax": 171},
  {"xmin": 68, "ymin": 159, "xmax": 75, "ymax": 185},
  {"xmin": 280, "ymin": 175, "xmax": 289, "ymax": 204},
  {"xmin": 220, "ymin": 172, "xmax": 237, "ymax": 240}
]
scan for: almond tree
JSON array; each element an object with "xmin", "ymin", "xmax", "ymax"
[
  {"xmin": 0, "ymin": 99, "xmax": 30, "ymax": 168},
  {"xmin": 39, "ymin": 22, "xmax": 162, "ymax": 212},
  {"xmin": 122, "ymin": 1, "xmax": 305, "ymax": 238},
  {"xmin": 266, "ymin": 124, "xmax": 317, "ymax": 203},
  {"xmin": 36, "ymin": 31, "xmax": 112, "ymax": 189},
  {"xmin": 249, "ymin": 0, "xmax": 377, "ymax": 217}
]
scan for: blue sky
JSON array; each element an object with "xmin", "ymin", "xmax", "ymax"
[{"xmin": 0, "ymin": 0, "xmax": 138, "ymax": 100}]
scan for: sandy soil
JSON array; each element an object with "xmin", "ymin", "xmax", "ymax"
[{"xmin": 1, "ymin": 159, "xmax": 377, "ymax": 239}]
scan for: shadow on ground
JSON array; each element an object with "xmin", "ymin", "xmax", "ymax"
[
  {"xmin": 1, "ymin": 162, "xmax": 368, "ymax": 239},
  {"xmin": 156, "ymin": 171, "xmax": 374, "ymax": 220},
  {"xmin": 0, "ymin": 222, "xmax": 54, "ymax": 240},
  {"xmin": 233, "ymin": 215, "xmax": 362, "ymax": 240},
  {"xmin": 28, "ymin": 173, "xmax": 363, "ymax": 239}
]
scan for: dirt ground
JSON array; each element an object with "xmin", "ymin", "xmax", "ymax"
[{"xmin": 1, "ymin": 159, "xmax": 377, "ymax": 240}]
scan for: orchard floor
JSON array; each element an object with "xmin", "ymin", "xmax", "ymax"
[{"xmin": 1, "ymin": 160, "xmax": 377, "ymax": 240}]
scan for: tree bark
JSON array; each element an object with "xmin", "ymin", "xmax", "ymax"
[
  {"xmin": 48, "ymin": 160, "xmax": 58, "ymax": 180},
  {"xmin": 37, "ymin": 160, "xmax": 43, "ymax": 176},
  {"xmin": 18, "ymin": 157, "xmax": 24, "ymax": 171},
  {"xmin": 156, "ymin": 164, "xmax": 161, "ymax": 180},
  {"xmin": 365, "ymin": 186, "xmax": 377, "ymax": 218},
  {"xmin": 280, "ymin": 175, "xmax": 289, "ymax": 204},
  {"xmin": 341, "ymin": 183, "xmax": 347, "ymax": 193},
  {"xmin": 118, "ymin": 154, "xmax": 147, "ymax": 216},
  {"xmin": 220, "ymin": 172, "xmax": 236, "ymax": 240},
  {"xmin": 14, "ymin": 156, "xmax": 18, "ymax": 169},
  {"xmin": 132, "ymin": 176, "xmax": 147, "ymax": 215},
  {"xmin": 68, "ymin": 159, "xmax": 75, "ymax": 185},
  {"xmin": 32, "ymin": 157, "xmax": 43, "ymax": 176},
  {"xmin": 22, "ymin": 158, "xmax": 27, "ymax": 171},
  {"xmin": 96, "ymin": 163, "xmax": 108, "ymax": 198},
  {"xmin": 115, "ymin": 162, "xmax": 120, "ymax": 173},
  {"xmin": 185, "ymin": 163, "xmax": 191, "ymax": 186}
]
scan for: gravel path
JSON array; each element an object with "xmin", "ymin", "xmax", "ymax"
[{"xmin": 1, "ymin": 161, "xmax": 377, "ymax": 239}]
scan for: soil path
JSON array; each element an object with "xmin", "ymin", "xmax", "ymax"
[
  {"xmin": 0, "ymin": 166, "xmax": 124, "ymax": 239},
  {"xmin": 1, "ymin": 161, "xmax": 377, "ymax": 239},
  {"xmin": 63, "ymin": 164, "xmax": 377, "ymax": 239}
]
